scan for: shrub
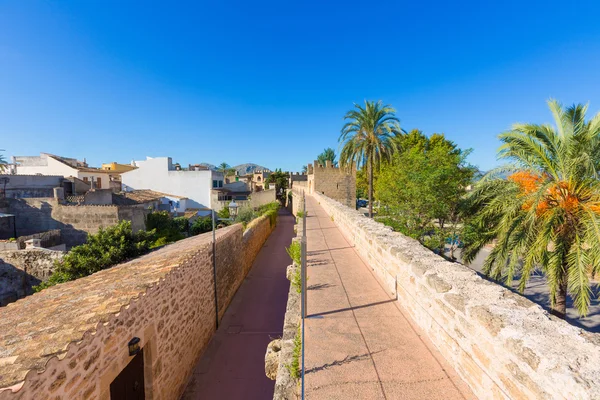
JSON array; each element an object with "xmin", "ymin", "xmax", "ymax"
[
  {"xmin": 286, "ymin": 325, "xmax": 301, "ymax": 379},
  {"xmin": 286, "ymin": 241, "xmax": 301, "ymax": 265},
  {"xmin": 258, "ymin": 202, "xmax": 279, "ymax": 227},
  {"xmin": 173, "ymin": 216, "xmax": 190, "ymax": 233},
  {"xmin": 35, "ymin": 221, "xmax": 155, "ymax": 291},
  {"xmin": 146, "ymin": 211, "xmax": 184, "ymax": 244},
  {"xmin": 235, "ymin": 207, "xmax": 257, "ymax": 227},
  {"xmin": 217, "ymin": 207, "xmax": 230, "ymax": 219},
  {"xmin": 190, "ymin": 216, "xmax": 213, "ymax": 235}
]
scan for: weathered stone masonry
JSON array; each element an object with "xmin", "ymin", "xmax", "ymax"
[
  {"xmin": 306, "ymin": 160, "xmax": 355, "ymax": 208},
  {"xmin": 313, "ymin": 192, "xmax": 600, "ymax": 400},
  {"xmin": 0, "ymin": 214, "xmax": 276, "ymax": 400},
  {"xmin": 4, "ymin": 198, "xmax": 149, "ymax": 247}
]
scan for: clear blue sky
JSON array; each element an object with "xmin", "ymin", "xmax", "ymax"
[{"xmin": 1, "ymin": 1, "xmax": 600, "ymax": 172}]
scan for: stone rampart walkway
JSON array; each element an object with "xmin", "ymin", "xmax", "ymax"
[
  {"xmin": 181, "ymin": 210, "xmax": 295, "ymax": 399},
  {"xmin": 305, "ymin": 196, "xmax": 475, "ymax": 399}
]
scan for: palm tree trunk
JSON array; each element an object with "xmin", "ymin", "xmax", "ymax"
[
  {"xmin": 552, "ymin": 273, "xmax": 568, "ymax": 318},
  {"xmin": 368, "ymin": 157, "xmax": 373, "ymax": 218}
]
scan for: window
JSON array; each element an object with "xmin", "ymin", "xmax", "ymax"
[
  {"xmin": 218, "ymin": 194, "xmax": 232, "ymax": 201},
  {"xmin": 213, "ymin": 180, "xmax": 218, "ymax": 188},
  {"xmin": 218, "ymin": 180, "xmax": 223, "ymax": 188},
  {"xmin": 257, "ymin": 176, "xmax": 261, "ymax": 181},
  {"xmin": 83, "ymin": 177, "xmax": 89, "ymax": 183}
]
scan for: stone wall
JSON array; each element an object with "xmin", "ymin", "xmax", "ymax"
[
  {"xmin": 116, "ymin": 205, "xmax": 151, "ymax": 233},
  {"xmin": 312, "ymin": 192, "xmax": 600, "ymax": 400},
  {"xmin": 249, "ymin": 188, "xmax": 277, "ymax": 209},
  {"xmin": 0, "ymin": 174, "xmax": 64, "ymax": 199},
  {"xmin": 5, "ymin": 198, "xmax": 150, "ymax": 247},
  {"xmin": 0, "ymin": 249, "xmax": 64, "ymax": 306},
  {"xmin": 307, "ymin": 160, "xmax": 355, "ymax": 208},
  {"xmin": 0, "ymin": 216, "xmax": 276, "ymax": 400}
]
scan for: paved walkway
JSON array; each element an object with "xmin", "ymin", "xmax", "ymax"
[
  {"xmin": 181, "ymin": 209, "xmax": 295, "ymax": 400},
  {"xmin": 304, "ymin": 197, "xmax": 475, "ymax": 399}
]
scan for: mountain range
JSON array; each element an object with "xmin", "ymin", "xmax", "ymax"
[{"xmin": 195, "ymin": 162, "xmax": 270, "ymax": 175}]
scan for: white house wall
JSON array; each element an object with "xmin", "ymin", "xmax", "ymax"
[
  {"xmin": 15, "ymin": 156, "xmax": 77, "ymax": 177},
  {"xmin": 121, "ymin": 157, "xmax": 222, "ymax": 210}
]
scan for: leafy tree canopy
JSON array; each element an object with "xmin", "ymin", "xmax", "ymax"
[
  {"xmin": 376, "ymin": 130, "xmax": 475, "ymax": 246},
  {"xmin": 317, "ymin": 148, "xmax": 338, "ymax": 167}
]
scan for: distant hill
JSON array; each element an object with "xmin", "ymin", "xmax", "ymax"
[{"xmin": 232, "ymin": 163, "xmax": 270, "ymax": 175}]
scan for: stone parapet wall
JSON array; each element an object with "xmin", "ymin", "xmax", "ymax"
[
  {"xmin": 0, "ymin": 217, "xmax": 276, "ymax": 399},
  {"xmin": 273, "ymin": 212, "xmax": 303, "ymax": 399},
  {"xmin": 312, "ymin": 192, "xmax": 600, "ymax": 400},
  {"xmin": 0, "ymin": 249, "xmax": 64, "ymax": 306}
]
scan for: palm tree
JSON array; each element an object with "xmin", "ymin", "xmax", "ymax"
[
  {"xmin": 317, "ymin": 148, "xmax": 338, "ymax": 167},
  {"xmin": 0, "ymin": 152, "xmax": 6, "ymax": 173},
  {"xmin": 217, "ymin": 162, "xmax": 230, "ymax": 174},
  {"xmin": 339, "ymin": 100, "xmax": 403, "ymax": 217},
  {"xmin": 463, "ymin": 99, "xmax": 600, "ymax": 318}
]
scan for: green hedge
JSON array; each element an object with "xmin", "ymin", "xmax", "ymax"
[{"xmin": 35, "ymin": 221, "xmax": 156, "ymax": 291}]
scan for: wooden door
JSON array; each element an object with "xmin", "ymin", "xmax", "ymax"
[{"xmin": 110, "ymin": 350, "xmax": 145, "ymax": 400}]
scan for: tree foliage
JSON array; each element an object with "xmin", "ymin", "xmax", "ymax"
[
  {"xmin": 339, "ymin": 100, "xmax": 403, "ymax": 217},
  {"xmin": 462, "ymin": 99, "xmax": 600, "ymax": 317},
  {"xmin": 35, "ymin": 221, "xmax": 156, "ymax": 290},
  {"xmin": 266, "ymin": 168, "xmax": 289, "ymax": 195},
  {"xmin": 317, "ymin": 148, "xmax": 338, "ymax": 167},
  {"xmin": 0, "ymin": 152, "xmax": 6, "ymax": 172},
  {"xmin": 376, "ymin": 130, "xmax": 475, "ymax": 252},
  {"xmin": 146, "ymin": 211, "xmax": 185, "ymax": 243}
]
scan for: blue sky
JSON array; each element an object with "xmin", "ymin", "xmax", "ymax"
[{"xmin": 1, "ymin": 1, "xmax": 600, "ymax": 172}]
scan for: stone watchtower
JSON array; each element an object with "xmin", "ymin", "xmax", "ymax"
[{"xmin": 307, "ymin": 160, "xmax": 356, "ymax": 208}]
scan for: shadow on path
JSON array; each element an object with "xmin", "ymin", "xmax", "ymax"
[{"xmin": 308, "ymin": 298, "xmax": 397, "ymax": 318}]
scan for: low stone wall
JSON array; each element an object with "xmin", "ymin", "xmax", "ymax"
[
  {"xmin": 12, "ymin": 230, "xmax": 62, "ymax": 250},
  {"xmin": 0, "ymin": 249, "xmax": 64, "ymax": 306},
  {"xmin": 0, "ymin": 217, "xmax": 276, "ymax": 399},
  {"xmin": 249, "ymin": 188, "xmax": 277, "ymax": 208},
  {"xmin": 6, "ymin": 198, "xmax": 150, "ymax": 247},
  {"xmin": 272, "ymin": 219, "xmax": 302, "ymax": 399},
  {"xmin": 312, "ymin": 192, "xmax": 600, "ymax": 400}
]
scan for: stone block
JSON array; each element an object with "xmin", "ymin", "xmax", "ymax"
[{"xmin": 426, "ymin": 273, "xmax": 452, "ymax": 293}]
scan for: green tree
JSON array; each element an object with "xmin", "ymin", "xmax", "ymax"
[
  {"xmin": 317, "ymin": 148, "xmax": 338, "ymax": 167},
  {"xmin": 463, "ymin": 100, "xmax": 600, "ymax": 318},
  {"xmin": 35, "ymin": 221, "xmax": 156, "ymax": 290},
  {"xmin": 339, "ymin": 100, "xmax": 403, "ymax": 217},
  {"xmin": 0, "ymin": 152, "xmax": 7, "ymax": 172},
  {"xmin": 146, "ymin": 211, "xmax": 184, "ymax": 244},
  {"xmin": 266, "ymin": 168, "xmax": 289, "ymax": 195},
  {"xmin": 301, "ymin": 165, "xmax": 308, "ymax": 174},
  {"xmin": 376, "ymin": 131, "xmax": 474, "ymax": 251},
  {"xmin": 217, "ymin": 162, "xmax": 230, "ymax": 173},
  {"xmin": 190, "ymin": 216, "xmax": 213, "ymax": 235}
]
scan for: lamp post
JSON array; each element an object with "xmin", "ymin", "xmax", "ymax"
[{"xmin": 210, "ymin": 199, "xmax": 239, "ymax": 329}]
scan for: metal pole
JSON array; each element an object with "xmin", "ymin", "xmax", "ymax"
[
  {"xmin": 301, "ymin": 236, "xmax": 306, "ymax": 399},
  {"xmin": 212, "ymin": 209, "xmax": 219, "ymax": 329},
  {"xmin": 301, "ymin": 193, "xmax": 307, "ymax": 399}
]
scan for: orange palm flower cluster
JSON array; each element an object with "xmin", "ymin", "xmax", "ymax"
[
  {"xmin": 509, "ymin": 172, "xmax": 582, "ymax": 216},
  {"xmin": 508, "ymin": 171, "xmax": 542, "ymax": 195}
]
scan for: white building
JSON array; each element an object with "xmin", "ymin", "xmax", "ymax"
[
  {"xmin": 121, "ymin": 156, "xmax": 224, "ymax": 211},
  {"xmin": 12, "ymin": 153, "xmax": 116, "ymax": 189}
]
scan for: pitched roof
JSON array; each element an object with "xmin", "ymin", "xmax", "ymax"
[{"xmin": 112, "ymin": 190, "xmax": 188, "ymax": 205}]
